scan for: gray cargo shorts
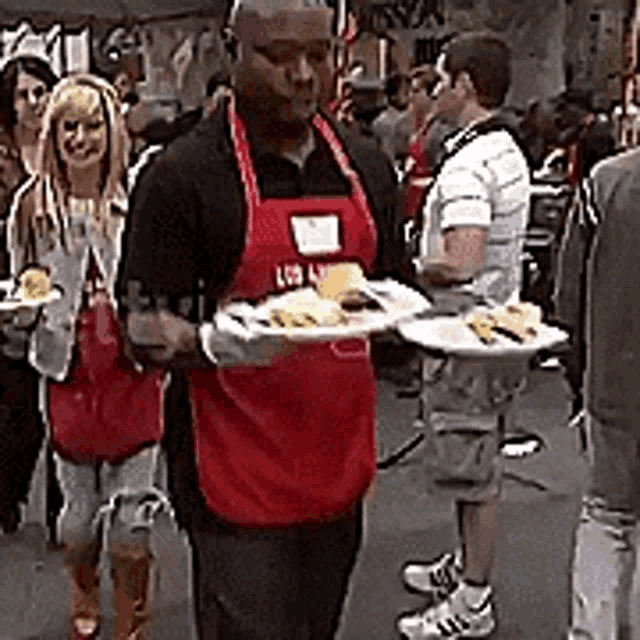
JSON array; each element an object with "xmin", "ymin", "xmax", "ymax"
[{"xmin": 419, "ymin": 354, "xmax": 528, "ymax": 503}]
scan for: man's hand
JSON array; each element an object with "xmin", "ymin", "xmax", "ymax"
[
  {"xmin": 127, "ymin": 310, "xmax": 197, "ymax": 365},
  {"xmin": 126, "ymin": 310, "xmax": 298, "ymax": 369},
  {"xmin": 415, "ymin": 227, "xmax": 487, "ymax": 287}
]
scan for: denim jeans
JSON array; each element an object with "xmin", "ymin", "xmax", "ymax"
[
  {"xmin": 569, "ymin": 416, "xmax": 640, "ymax": 640},
  {"xmin": 54, "ymin": 444, "xmax": 165, "ymax": 548}
]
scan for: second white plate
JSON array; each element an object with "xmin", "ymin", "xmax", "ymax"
[{"xmin": 398, "ymin": 316, "xmax": 568, "ymax": 358}]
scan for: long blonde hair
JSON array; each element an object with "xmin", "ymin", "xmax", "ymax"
[{"xmin": 29, "ymin": 73, "xmax": 129, "ymax": 249}]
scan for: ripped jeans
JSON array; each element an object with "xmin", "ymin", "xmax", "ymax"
[
  {"xmin": 54, "ymin": 445, "xmax": 172, "ymax": 550},
  {"xmin": 570, "ymin": 416, "xmax": 640, "ymax": 640}
]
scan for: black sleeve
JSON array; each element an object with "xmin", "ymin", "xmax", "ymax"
[
  {"xmin": 370, "ymin": 155, "xmax": 408, "ymax": 280},
  {"xmin": 356, "ymin": 146, "xmax": 409, "ymax": 280},
  {"xmin": 117, "ymin": 154, "xmax": 202, "ymax": 316},
  {"xmin": 552, "ymin": 177, "xmax": 600, "ymax": 331},
  {"xmin": 338, "ymin": 125, "xmax": 408, "ymax": 280}
]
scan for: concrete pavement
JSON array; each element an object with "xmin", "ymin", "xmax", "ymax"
[{"xmin": 0, "ymin": 368, "xmax": 589, "ymax": 639}]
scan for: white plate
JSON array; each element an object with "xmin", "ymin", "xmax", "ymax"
[
  {"xmin": 218, "ymin": 279, "xmax": 432, "ymax": 343},
  {"xmin": 0, "ymin": 281, "xmax": 62, "ymax": 311},
  {"xmin": 398, "ymin": 315, "xmax": 568, "ymax": 358}
]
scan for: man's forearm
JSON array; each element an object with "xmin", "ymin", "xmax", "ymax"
[{"xmin": 124, "ymin": 311, "xmax": 215, "ymax": 370}]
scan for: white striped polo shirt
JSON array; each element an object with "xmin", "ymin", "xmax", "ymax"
[{"xmin": 420, "ymin": 125, "xmax": 531, "ymax": 304}]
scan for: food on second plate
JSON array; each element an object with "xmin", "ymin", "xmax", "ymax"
[
  {"xmin": 465, "ymin": 302, "xmax": 543, "ymax": 345},
  {"xmin": 316, "ymin": 262, "xmax": 366, "ymax": 303},
  {"xmin": 490, "ymin": 302, "xmax": 542, "ymax": 342},
  {"xmin": 18, "ymin": 266, "xmax": 52, "ymax": 301},
  {"xmin": 267, "ymin": 288, "xmax": 348, "ymax": 328}
]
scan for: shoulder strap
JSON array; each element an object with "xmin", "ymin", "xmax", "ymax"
[{"xmin": 433, "ymin": 117, "xmax": 531, "ymax": 180}]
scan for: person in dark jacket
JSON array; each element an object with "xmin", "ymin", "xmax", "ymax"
[
  {"xmin": 568, "ymin": 147, "xmax": 640, "ymax": 640},
  {"xmin": 117, "ymin": 0, "xmax": 405, "ymax": 638},
  {"xmin": 0, "ymin": 55, "xmax": 60, "ymax": 536}
]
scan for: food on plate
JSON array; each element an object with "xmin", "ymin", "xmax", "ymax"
[
  {"xmin": 466, "ymin": 311, "xmax": 497, "ymax": 344},
  {"xmin": 18, "ymin": 266, "xmax": 52, "ymax": 301},
  {"xmin": 316, "ymin": 262, "xmax": 366, "ymax": 303},
  {"xmin": 466, "ymin": 303, "xmax": 543, "ymax": 345},
  {"xmin": 267, "ymin": 288, "xmax": 348, "ymax": 328}
]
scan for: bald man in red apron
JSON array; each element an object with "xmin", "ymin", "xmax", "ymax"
[{"xmin": 117, "ymin": 0, "xmax": 405, "ymax": 637}]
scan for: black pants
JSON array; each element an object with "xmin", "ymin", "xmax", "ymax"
[
  {"xmin": 189, "ymin": 503, "xmax": 363, "ymax": 640},
  {"xmin": 0, "ymin": 358, "xmax": 46, "ymax": 529}
]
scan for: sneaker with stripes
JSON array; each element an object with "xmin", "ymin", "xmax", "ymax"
[
  {"xmin": 402, "ymin": 550, "xmax": 463, "ymax": 599},
  {"xmin": 397, "ymin": 585, "xmax": 495, "ymax": 639}
]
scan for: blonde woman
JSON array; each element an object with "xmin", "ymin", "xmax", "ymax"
[{"xmin": 4, "ymin": 74, "xmax": 166, "ymax": 640}]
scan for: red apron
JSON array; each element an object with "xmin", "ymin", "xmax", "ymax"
[
  {"xmin": 48, "ymin": 261, "xmax": 164, "ymax": 464},
  {"xmin": 189, "ymin": 100, "xmax": 379, "ymax": 526}
]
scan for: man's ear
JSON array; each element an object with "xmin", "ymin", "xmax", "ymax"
[{"xmin": 455, "ymin": 71, "xmax": 476, "ymax": 99}]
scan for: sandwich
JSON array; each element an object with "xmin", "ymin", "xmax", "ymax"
[{"xmin": 466, "ymin": 302, "xmax": 543, "ymax": 345}]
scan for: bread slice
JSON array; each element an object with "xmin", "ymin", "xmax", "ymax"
[
  {"xmin": 490, "ymin": 303, "xmax": 542, "ymax": 343},
  {"xmin": 507, "ymin": 302, "xmax": 542, "ymax": 335}
]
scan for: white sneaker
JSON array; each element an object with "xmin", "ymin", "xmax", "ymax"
[
  {"xmin": 402, "ymin": 550, "xmax": 463, "ymax": 598},
  {"xmin": 397, "ymin": 585, "xmax": 495, "ymax": 639}
]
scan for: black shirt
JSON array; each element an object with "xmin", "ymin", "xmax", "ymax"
[{"xmin": 118, "ymin": 104, "xmax": 405, "ymax": 319}]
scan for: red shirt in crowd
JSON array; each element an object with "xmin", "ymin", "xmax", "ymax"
[{"xmin": 405, "ymin": 134, "xmax": 433, "ymax": 221}]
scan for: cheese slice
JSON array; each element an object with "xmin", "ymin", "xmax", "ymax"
[
  {"xmin": 316, "ymin": 263, "xmax": 366, "ymax": 302},
  {"xmin": 466, "ymin": 311, "xmax": 497, "ymax": 344}
]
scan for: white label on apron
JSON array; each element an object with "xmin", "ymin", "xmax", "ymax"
[{"xmin": 291, "ymin": 215, "xmax": 341, "ymax": 256}]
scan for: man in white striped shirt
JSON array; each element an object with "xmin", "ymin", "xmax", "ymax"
[{"xmin": 398, "ymin": 34, "xmax": 531, "ymax": 640}]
